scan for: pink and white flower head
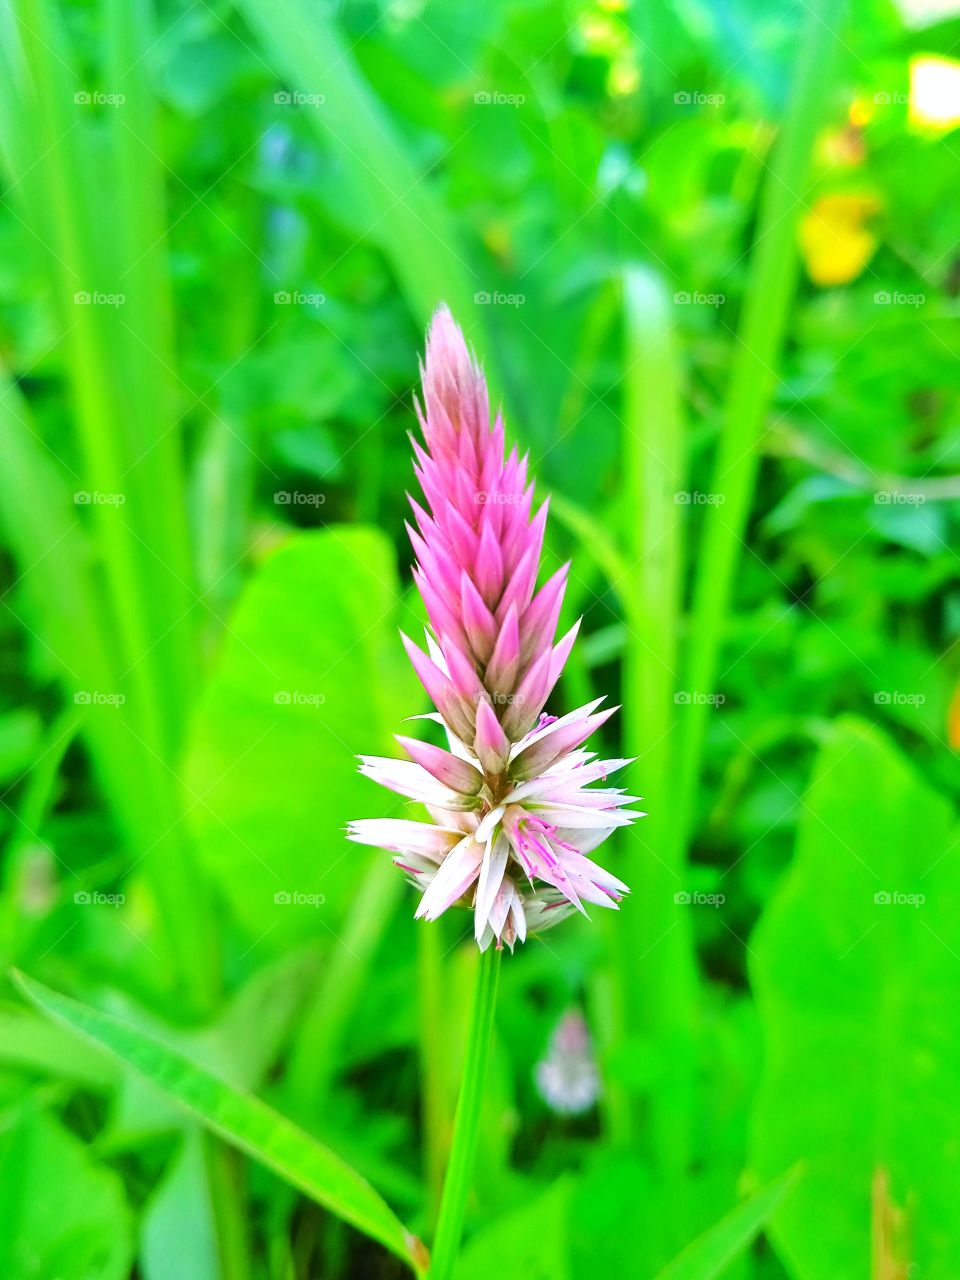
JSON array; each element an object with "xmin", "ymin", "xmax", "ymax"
[{"xmin": 348, "ymin": 305, "xmax": 640, "ymax": 951}]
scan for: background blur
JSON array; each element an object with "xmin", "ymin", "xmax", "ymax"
[{"xmin": 1, "ymin": 0, "xmax": 959, "ymax": 1276}]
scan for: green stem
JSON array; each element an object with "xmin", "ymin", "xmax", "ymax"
[
  {"xmin": 417, "ymin": 920, "xmax": 449, "ymax": 1224},
  {"xmin": 429, "ymin": 945, "xmax": 501, "ymax": 1280},
  {"xmin": 620, "ymin": 267, "xmax": 695, "ymax": 1193}
]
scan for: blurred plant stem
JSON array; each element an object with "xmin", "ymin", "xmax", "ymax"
[
  {"xmin": 3, "ymin": 0, "xmax": 249, "ymax": 1271},
  {"xmin": 417, "ymin": 921, "xmax": 449, "ymax": 1223},
  {"xmin": 428, "ymin": 944, "xmax": 501, "ymax": 1280},
  {"xmin": 675, "ymin": 0, "xmax": 848, "ymax": 858},
  {"xmin": 617, "ymin": 266, "xmax": 694, "ymax": 1241},
  {"xmin": 8, "ymin": 0, "xmax": 217, "ymax": 1013},
  {"xmin": 286, "ymin": 858, "xmax": 402, "ymax": 1107}
]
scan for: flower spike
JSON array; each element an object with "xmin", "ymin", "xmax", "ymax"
[{"xmin": 348, "ymin": 304, "xmax": 639, "ymax": 950}]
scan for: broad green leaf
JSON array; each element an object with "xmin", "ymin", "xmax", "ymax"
[
  {"xmin": 0, "ymin": 1106, "xmax": 132, "ymax": 1280},
  {"xmin": 186, "ymin": 527, "xmax": 417, "ymax": 949},
  {"xmin": 656, "ymin": 1169, "xmax": 798, "ymax": 1280},
  {"xmin": 14, "ymin": 972, "xmax": 427, "ymax": 1275},
  {"xmin": 454, "ymin": 1177, "xmax": 573, "ymax": 1280},
  {"xmin": 750, "ymin": 717, "xmax": 960, "ymax": 1278}
]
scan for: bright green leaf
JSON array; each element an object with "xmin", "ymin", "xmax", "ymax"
[
  {"xmin": 750, "ymin": 717, "xmax": 960, "ymax": 1277},
  {"xmin": 186, "ymin": 527, "xmax": 418, "ymax": 949},
  {"xmin": 0, "ymin": 1106, "xmax": 132, "ymax": 1280}
]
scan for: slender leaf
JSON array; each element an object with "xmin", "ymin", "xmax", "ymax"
[{"xmin": 656, "ymin": 1169, "xmax": 799, "ymax": 1280}]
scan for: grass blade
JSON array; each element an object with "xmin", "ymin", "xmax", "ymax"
[
  {"xmin": 616, "ymin": 265, "xmax": 696, "ymax": 1243},
  {"xmin": 675, "ymin": 0, "xmax": 848, "ymax": 850}
]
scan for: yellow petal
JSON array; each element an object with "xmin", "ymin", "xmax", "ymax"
[{"xmin": 799, "ymin": 193, "xmax": 880, "ymax": 287}]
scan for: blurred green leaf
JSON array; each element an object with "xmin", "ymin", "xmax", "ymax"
[
  {"xmin": 232, "ymin": 0, "xmax": 477, "ymax": 329},
  {"xmin": 186, "ymin": 527, "xmax": 417, "ymax": 950},
  {"xmin": 14, "ymin": 971, "xmax": 427, "ymax": 1275},
  {"xmin": 751, "ymin": 717, "xmax": 960, "ymax": 1277},
  {"xmin": 0, "ymin": 1106, "xmax": 133, "ymax": 1280}
]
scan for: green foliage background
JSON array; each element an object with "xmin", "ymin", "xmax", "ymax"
[{"xmin": 1, "ymin": 0, "xmax": 958, "ymax": 1275}]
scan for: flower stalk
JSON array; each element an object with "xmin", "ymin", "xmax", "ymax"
[{"xmin": 428, "ymin": 945, "xmax": 501, "ymax": 1280}]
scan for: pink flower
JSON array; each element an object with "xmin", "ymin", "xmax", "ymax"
[
  {"xmin": 348, "ymin": 305, "xmax": 640, "ymax": 950},
  {"xmin": 535, "ymin": 1009, "xmax": 600, "ymax": 1114}
]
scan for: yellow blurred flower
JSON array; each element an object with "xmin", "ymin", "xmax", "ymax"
[{"xmin": 799, "ymin": 193, "xmax": 881, "ymax": 287}]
